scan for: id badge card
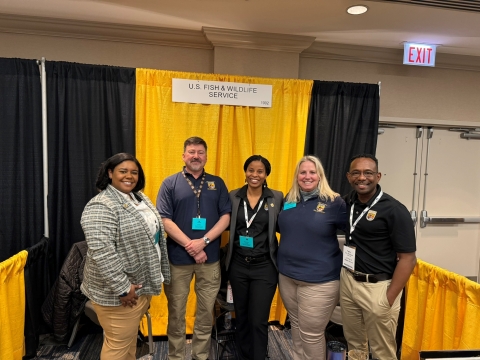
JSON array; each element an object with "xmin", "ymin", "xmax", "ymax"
[
  {"xmin": 192, "ymin": 217, "xmax": 206, "ymax": 230},
  {"xmin": 283, "ymin": 202, "xmax": 297, "ymax": 210},
  {"xmin": 239, "ymin": 235, "xmax": 254, "ymax": 248},
  {"xmin": 154, "ymin": 231, "xmax": 160, "ymax": 245},
  {"xmin": 342, "ymin": 245, "xmax": 356, "ymax": 271}
]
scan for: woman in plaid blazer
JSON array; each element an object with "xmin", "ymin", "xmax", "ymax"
[{"xmin": 80, "ymin": 153, "xmax": 170, "ymax": 360}]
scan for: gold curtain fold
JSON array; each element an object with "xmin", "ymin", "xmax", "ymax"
[
  {"xmin": 0, "ymin": 250, "xmax": 28, "ymax": 360},
  {"xmin": 402, "ymin": 259, "xmax": 480, "ymax": 360},
  {"xmin": 136, "ymin": 69, "xmax": 312, "ymax": 335}
]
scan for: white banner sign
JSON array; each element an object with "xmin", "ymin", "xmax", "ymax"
[{"xmin": 172, "ymin": 78, "xmax": 272, "ymax": 108}]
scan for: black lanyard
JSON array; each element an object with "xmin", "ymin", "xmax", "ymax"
[{"xmin": 182, "ymin": 171, "xmax": 206, "ymax": 217}]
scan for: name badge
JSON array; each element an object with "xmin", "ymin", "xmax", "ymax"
[
  {"xmin": 239, "ymin": 235, "xmax": 254, "ymax": 248},
  {"xmin": 154, "ymin": 231, "xmax": 160, "ymax": 245},
  {"xmin": 342, "ymin": 245, "xmax": 356, "ymax": 271},
  {"xmin": 283, "ymin": 202, "xmax": 297, "ymax": 210},
  {"xmin": 192, "ymin": 217, "xmax": 206, "ymax": 230}
]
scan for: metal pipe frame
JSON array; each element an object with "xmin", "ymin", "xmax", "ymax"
[
  {"xmin": 422, "ymin": 216, "xmax": 480, "ymax": 225},
  {"xmin": 419, "ymin": 127, "xmax": 433, "ymax": 228},
  {"xmin": 410, "ymin": 126, "xmax": 423, "ymax": 226},
  {"xmin": 39, "ymin": 57, "xmax": 49, "ymax": 238}
]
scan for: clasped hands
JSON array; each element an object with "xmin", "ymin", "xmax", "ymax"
[
  {"xmin": 119, "ymin": 284, "xmax": 142, "ymax": 308},
  {"xmin": 184, "ymin": 238, "xmax": 207, "ymax": 264}
]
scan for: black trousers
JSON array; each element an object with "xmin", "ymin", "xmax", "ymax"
[{"xmin": 228, "ymin": 254, "xmax": 278, "ymax": 360}]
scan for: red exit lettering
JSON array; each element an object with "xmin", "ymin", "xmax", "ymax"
[
  {"xmin": 404, "ymin": 43, "xmax": 436, "ymax": 66},
  {"xmin": 407, "ymin": 46, "xmax": 433, "ymax": 64}
]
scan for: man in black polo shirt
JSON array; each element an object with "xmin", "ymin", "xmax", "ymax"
[
  {"xmin": 156, "ymin": 136, "xmax": 231, "ymax": 360},
  {"xmin": 340, "ymin": 153, "xmax": 416, "ymax": 360}
]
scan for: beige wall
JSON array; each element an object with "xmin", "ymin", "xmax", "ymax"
[
  {"xmin": 377, "ymin": 125, "xmax": 480, "ymax": 278},
  {"xmin": 214, "ymin": 46, "xmax": 299, "ymax": 78},
  {"xmin": 300, "ymin": 57, "xmax": 480, "ymax": 125},
  {"xmin": 0, "ymin": 32, "xmax": 212, "ymax": 72},
  {"xmin": 2, "ymin": 31, "xmax": 480, "ymax": 127}
]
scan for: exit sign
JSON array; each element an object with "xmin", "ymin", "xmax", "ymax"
[{"xmin": 403, "ymin": 43, "xmax": 437, "ymax": 67}]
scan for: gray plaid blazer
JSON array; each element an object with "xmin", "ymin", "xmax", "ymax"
[{"xmin": 80, "ymin": 185, "xmax": 171, "ymax": 306}]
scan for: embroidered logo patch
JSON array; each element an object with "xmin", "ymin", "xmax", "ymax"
[
  {"xmin": 314, "ymin": 202, "xmax": 326, "ymax": 213},
  {"xmin": 366, "ymin": 210, "xmax": 377, "ymax": 221},
  {"xmin": 207, "ymin": 181, "xmax": 216, "ymax": 190}
]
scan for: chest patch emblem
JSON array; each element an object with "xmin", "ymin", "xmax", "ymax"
[
  {"xmin": 207, "ymin": 181, "xmax": 216, "ymax": 190},
  {"xmin": 314, "ymin": 202, "xmax": 326, "ymax": 213},
  {"xmin": 264, "ymin": 203, "xmax": 269, "ymax": 211},
  {"xmin": 366, "ymin": 210, "xmax": 377, "ymax": 221}
]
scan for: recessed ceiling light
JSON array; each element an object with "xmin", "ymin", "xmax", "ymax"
[{"xmin": 347, "ymin": 5, "xmax": 368, "ymax": 15}]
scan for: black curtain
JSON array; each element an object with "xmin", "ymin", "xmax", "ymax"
[
  {"xmin": 0, "ymin": 58, "xmax": 44, "ymax": 262},
  {"xmin": 46, "ymin": 61, "xmax": 136, "ymax": 277},
  {"xmin": 304, "ymin": 81, "xmax": 379, "ymax": 197}
]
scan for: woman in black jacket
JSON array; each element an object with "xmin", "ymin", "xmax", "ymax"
[{"xmin": 225, "ymin": 155, "xmax": 283, "ymax": 360}]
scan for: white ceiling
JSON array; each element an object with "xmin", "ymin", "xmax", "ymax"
[{"xmin": 1, "ymin": 0, "xmax": 480, "ymax": 57}]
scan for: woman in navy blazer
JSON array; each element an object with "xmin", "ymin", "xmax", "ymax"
[{"xmin": 225, "ymin": 155, "xmax": 283, "ymax": 360}]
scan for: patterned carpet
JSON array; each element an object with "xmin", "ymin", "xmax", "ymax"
[
  {"xmin": 34, "ymin": 322, "xmax": 346, "ymax": 359},
  {"xmin": 34, "ymin": 324, "xmax": 295, "ymax": 360},
  {"xmin": 35, "ymin": 332, "xmax": 103, "ymax": 359}
]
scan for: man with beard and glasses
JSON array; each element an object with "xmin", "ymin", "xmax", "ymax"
[
  {"xmin": 156, "ymin": 136, "xmax": 231, "ymax": 360},
  {"xmin": 340, "ymin": 153, "xmax": 416, "ymax": 360}
]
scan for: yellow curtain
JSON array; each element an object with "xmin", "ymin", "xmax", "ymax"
[
  {"xmin": 0, "ymin": 250, "xmax": 28, "ymax": 360},
  {"xmin": 402, "ymin": 259, "xmax": 480, "ymax": 360},
  {"xmin": 136, "ymin": 69, "xmax": 312, "ymax": 335}
]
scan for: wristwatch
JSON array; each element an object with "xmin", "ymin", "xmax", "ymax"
[
  {"xmin": 203, "ymin": 236, "xmax": 210, "ymax": 245},
  {"xmin": 119, "ymin": 291, "xmax": 128, "ymax": 297}
]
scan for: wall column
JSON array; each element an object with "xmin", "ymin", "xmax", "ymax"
[{"xmin": 203, "ymin": 27, "xmax": 315, "ymax": 79}]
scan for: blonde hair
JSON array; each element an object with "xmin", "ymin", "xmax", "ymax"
[{"xmin": 285, "ymin": 155, "xmax": 338, "ymax": 203}]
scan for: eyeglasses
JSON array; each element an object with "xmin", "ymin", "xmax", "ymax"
[{"xmin": 348, "ymin": 171, "xmax": 378, "ymax": 179}]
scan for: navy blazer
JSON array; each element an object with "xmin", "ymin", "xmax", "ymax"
[{"xmin": 225, "ymin": 186, "xmax": 283, "ymax": 270}]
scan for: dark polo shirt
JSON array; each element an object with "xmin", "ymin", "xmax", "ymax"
[
  {"xmin": 345, "ymin": 185, "xmax": 416, "ymax": 275},
  {"xmin": 156, "ymin": 167, "xmax": 231, "ymax": 265},
  {"xmin": 278, "ymin": 195, "xmax": 347, "ymax": 283}
]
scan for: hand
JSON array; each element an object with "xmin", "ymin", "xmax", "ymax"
[
  {"xmin": 193, "ymin": 250, "xmax": 207, "ymax": 264},
  {"xmin": 386, "ymin": 288, "xmax": 395, "ymax": 307},
  {"xmin": 120, "ymin": 284, "xmax": 141, "ymax": 307},
  {"xmin": 184, "ymin": 239, "xmax": 206, "ymax": 257}
]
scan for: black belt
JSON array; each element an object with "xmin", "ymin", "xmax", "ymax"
[
  {"xmin": 345, "ymin": 268, "xmax": 392, "ymax": 283},
  {"xmin": 235, "ymin": 253, "xmax": 269, "ymax": 264}
]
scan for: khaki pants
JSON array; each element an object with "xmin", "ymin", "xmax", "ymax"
[
  {"xmin": 340, "ymin": 267, "xmax": 401, "ymax": 360},
  {"xmin": 92, "ymin": 295, "xmax": 151, "ymax": 360},
  {"xmin": 279, "ymin": 273, "xmax": 339, "ymax": 360},
  {"xmin": 164, "ymin": 261, "xmax": 220, "ymax": 360}
]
